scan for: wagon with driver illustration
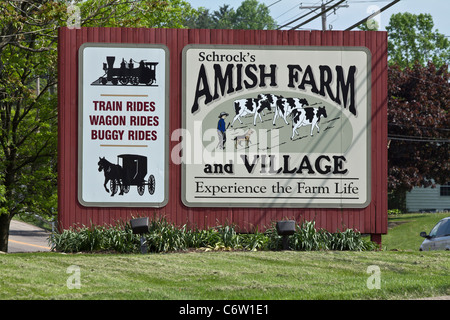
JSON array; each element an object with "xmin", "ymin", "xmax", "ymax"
[{"xmin": 110, "ymin": 154, "xmax": 155, "ymax": 196}]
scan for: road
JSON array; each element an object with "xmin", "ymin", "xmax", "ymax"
[{"xmin": 7, "ymin": 220, "xmax": 51, "ymax": 253}]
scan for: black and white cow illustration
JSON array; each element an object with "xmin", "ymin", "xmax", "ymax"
[
  {"xmin": 290, "ymin": 106, "xmax": 327, "ymax": 139},
  {"xmin": 273, "ymin": 97, "xmax": 309, "ymax": 125},
  {"xmin": 230, "ymin": 98, "xmax": 271, "ymax": 127},
  {"xmin": 256, "ymin": 93, "xmax": 283, "ymax": 122}
]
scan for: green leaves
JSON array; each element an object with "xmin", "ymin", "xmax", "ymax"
[
  {"xmin": 234, "ymin": 0, "xmax": 276, "ymax": 30},
  {"xmin": 0, "ymin": 0, "xmax": 199, "ymax": 251},
  {"xmin": 0, "ymin": 1, "xmax": 63, "ymax": 226},
  {"xmin": 51, "ymin": 221, "xmax": 140, "ymax": 253},
  {"xmin": 388, "ymin": 62, "xmax": 449, "ymax": 193},
  {"xmin": 268, "ymin": 220, "xmax": 378, "ymax": 251},
  {"xmin": 184, "ymin": 0, "xmax": 276, "ymax": 30},
  {"xmin": 51, "ymin": 217, "xmax": 378, "ymax": 253},
  {"xmin": 387, "ymin": 13, "xmax": 450, "ymax": 68},
  {"xmin": 386, "ymin": 13, "xmax": 449, "ymax": 201},
  {"xmin": 75, "ymin": 0, "xmax": 196, "ymax": 28}
]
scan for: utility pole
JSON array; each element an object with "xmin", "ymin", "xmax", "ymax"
[{"xmin": 300, "ymin": 1, "xmax": 349, "ymax": 31}]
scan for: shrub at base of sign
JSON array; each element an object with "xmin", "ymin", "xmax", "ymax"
[{"xmin": 51, "ymin": 217, "xmax": 378, "ymax": 253}]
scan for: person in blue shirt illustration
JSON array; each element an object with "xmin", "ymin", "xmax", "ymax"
[{"xmin": 217, "ymin": 112, "xmax": 229, "ymax": 149}]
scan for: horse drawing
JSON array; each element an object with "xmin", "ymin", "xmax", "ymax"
[{"xmin": 98, "ymin": 156, "xmax": 124, "ymax": 196}]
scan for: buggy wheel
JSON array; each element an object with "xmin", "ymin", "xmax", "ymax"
[
  {"xmin": 110, "ymin": 179, "xmax": 119, "ymax": 196},
  {"xmin": 146, "ymin": 79, "xmax": 154, "ymax": 86},
  {"xmin": 137, "ymin": 183, "xmax": 145, "ymax": 196},
  {"xmin": 148, "ymin": 175, "xmax": 155, "ymax": 195},
  {"xmin": 122, "ymin": 184, "xmax": 130, "ymax": 194}
]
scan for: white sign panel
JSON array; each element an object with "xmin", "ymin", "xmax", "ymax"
[
  {"xmin": 78, "ymin": 43, "xmax": 169, "ymax": 207},
  {"xmin": 182, "ymin": 45, "xmax": 371, "ymax": 208}
]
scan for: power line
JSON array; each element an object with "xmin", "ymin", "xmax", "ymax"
[
  {"xmin": 267, "ymin": 0, "xmax": 282, "ymax": 8},
  {"xmin": 290, "ymin": 0, "xmax": 348, "ymax": 30},
  {"xmin": 299, "ymin": 0, "xmax": 349, "ymax": 31},
  {"xmin": 345, "ymin": 0, "xmax": 400, "ymax": 30},
  {"xmin": 274, "ymin": 1, "xmax": 304, "ymax": 20},
  {"xmin": 347, "ymin": 0, "xmax": 391, "ymax": 2},
  {"xmin": 389, "ymin": 123, "xmax": 450, "ymax": 132},
  {"xmin": 388, "ymin": 135, "xmax": 449, "ymax": 143},
  {"xmin": 277, "ymin": 0, "xmax": 329, "ymax": 29}
]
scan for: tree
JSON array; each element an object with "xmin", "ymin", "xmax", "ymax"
[
  {"xmin": 234, "ymin": 0, "xmax": 276, "ymax": 30},
  {"xmin": 387, "ymin": 62, "xmax": 449, "ymax": 209},
  {"xmin": 183, "ymin": 7, "xmax": 215, "ymax": 29},
  {"xmin": 0, "ymin": 0, "xmax": 65, "ymax": 253},
  {"xmin": 211, "ymin": 4, "xmax": 236, "ymax": 29},
  {"xmin": 185, "ymin": 0, "xmax": 276, "ymax": 30},
  {"xmin": 386, "ymin": 12, "xmax": 450, "ymax": 68},
  {"xmin": 385, "ymin": 13, "xmax": 450, "ymax": 210},
  {"xmin": 0, "ymin": 0, "xmax": 195, "ymax": 252}
]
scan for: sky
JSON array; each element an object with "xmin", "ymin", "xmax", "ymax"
[{"xmin": 185, "ymin": 0, "xmax": 450, "ymax": 34}]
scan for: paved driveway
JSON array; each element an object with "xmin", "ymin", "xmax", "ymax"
[{"xmin": 7, "ymin": 220, "xmax": 51, "ymax": 253}]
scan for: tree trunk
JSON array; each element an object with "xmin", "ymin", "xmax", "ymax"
[{"xmin": 0, "ymin": 214, "xmax": 12, "ymax": 252}]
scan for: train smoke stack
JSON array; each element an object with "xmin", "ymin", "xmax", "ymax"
[{"xmin": 106, "ymin": 56, "xmax": 115, "ymax": 69}]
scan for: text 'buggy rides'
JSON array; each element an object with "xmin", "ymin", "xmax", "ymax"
[{"xmin": 110, "ymin": 154, "xmax": 155, "ymax": 196}]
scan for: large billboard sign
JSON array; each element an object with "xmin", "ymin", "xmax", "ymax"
[
  {"xmin": 59, "ymin": 27, "xmax": 388, "ymax": 240},
  {"xmin": 182, "ymin": 45, "xmax": 371, "ymax": 208},
  {"xmin": 78, "ymin": 43, "xmax": 169, "ymax": 207}
]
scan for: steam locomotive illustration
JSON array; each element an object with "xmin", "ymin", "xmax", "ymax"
[{"xmin": 96, "ymin": 56, "xmax": 158, "ymax": 86}]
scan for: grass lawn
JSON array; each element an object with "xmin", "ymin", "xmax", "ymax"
[
  {"xmin": 0, "ymin": 213, "xmax": 448, "ymax": 300},
  {"xmin": 0, "ymin": 250, "xmax": 448, "ymax": 300}
]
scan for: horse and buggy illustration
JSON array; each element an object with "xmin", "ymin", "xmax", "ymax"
[
  {"xmin": 93, "ymin": 56, "xmax": 158, "ymax": 86},
  {"xmin": 98, "ymin": 154, "xmax": 155, "ymax": 197}
]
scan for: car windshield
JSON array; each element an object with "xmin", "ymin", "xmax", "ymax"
[{"xmin": 429, "ymin": 219, "xmax": 450, "ymax": 238}]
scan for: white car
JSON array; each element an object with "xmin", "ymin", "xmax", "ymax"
[{"xmin": 419, "ymin": 217, "xmax": 450, "ymax": 251}]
